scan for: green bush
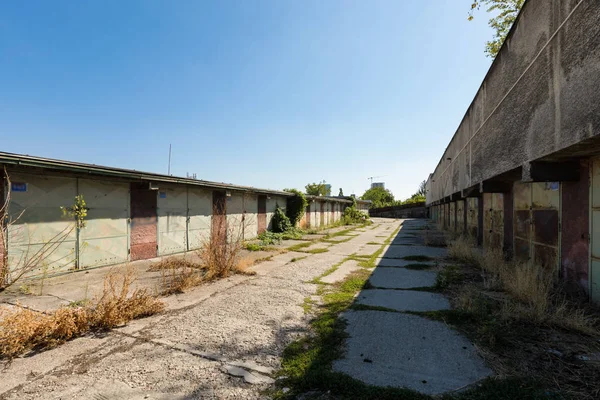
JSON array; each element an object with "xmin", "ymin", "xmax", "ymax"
[
  {"xmin": 285, "ymin": 189, "xmax": 308, "ymax": 227},
  {"xmin": 342, "ymin": 199, "xmax": 368, "ymax": 225},
  {"xmin": 272, "ymin": 206, "xmax": 292, "ymax": 233}
]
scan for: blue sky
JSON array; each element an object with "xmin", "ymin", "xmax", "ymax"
[{"xmin": 0, "ymin": 1, "xmax": 494, "ymax": 200}]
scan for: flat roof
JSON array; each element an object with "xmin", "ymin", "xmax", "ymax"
[{"xmin": 0, "ymin": 151, "xmax": 292, "ymax": 196}]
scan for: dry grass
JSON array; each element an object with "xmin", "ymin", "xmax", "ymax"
[
  {"xmin": 423, "ymin": 228, "xmax": 447, "ymax": 247},
  {"xmin": 152, "ymin": 258, "xmax": 205, "ymax": 295},
  {"xmin": 446, "ymin": 236, "xmax": 599, "ymax": 335},
  {"xmin": 0, "ymin": 268, "xmax": 164, "ymax": 359}
]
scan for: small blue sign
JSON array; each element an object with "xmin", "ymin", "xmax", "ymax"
[
  {"xmin": 11, "ymin": 182, "xmax": 27, "ymax": 192},
  {"xmin": 159, "ymin": 191, "xmax": 167, "ymax": 198}
]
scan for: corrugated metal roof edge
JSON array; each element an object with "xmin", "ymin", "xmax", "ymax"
[{"xmin": 0, "ymin": 151, "xmax": 293, "ymax": 197}]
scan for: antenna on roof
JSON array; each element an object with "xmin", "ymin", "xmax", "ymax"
[{"xmin": 168, "ymin": 144, "xmax": 172, "ymax": 175}]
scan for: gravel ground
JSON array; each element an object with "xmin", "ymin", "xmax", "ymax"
[{"xmin": 0, "ymin": 218, "xmax": 401, "ymax": 400}]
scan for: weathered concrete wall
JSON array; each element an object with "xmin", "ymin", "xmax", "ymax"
[
  {"xmin": 369, "ymin": 203, "xmax": 427, "ymax": 219},
  {"xmin": 561, "ymin": 160, "xmax": 589, "ymax": 292},
  {"xmin": 427, "ymin": 0, "xmax": 600, "ymax": 204}
]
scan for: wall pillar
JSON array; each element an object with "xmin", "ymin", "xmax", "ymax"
[{"xmin": 561, "ymin": 159, "xmax": 590, "ymax": 294}]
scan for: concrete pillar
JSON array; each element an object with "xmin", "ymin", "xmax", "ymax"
[{"xmin": 561, "ymin": 159, "xmax": 590, "ymax": 294}]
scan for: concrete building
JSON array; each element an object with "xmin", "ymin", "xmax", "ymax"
[
  {"xmin": 425, "ymin": 0, "xmax": 600, "ymax": 302},
  {"xmin": 0, "ymin": 152, "xmax": 362, "ymax": 279}
]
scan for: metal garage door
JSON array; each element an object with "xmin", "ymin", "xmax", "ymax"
[
  {"xmin": 157, "ymin": 186, "xmax": 188, "ymax": 255},
  {"xmin": 7, "ymin": 173, "xmax": 78, "ymax": 277},
  {"xmin": 513, "ymin": 182, "xmax": 560, "ymax": 270},
  {"xmin": 188, "ymin": 187, "xmax": 212, "ymax": 250},
  {"xmin": 78, "ymin": 179, "xmax": 129, "ymax": 268}
]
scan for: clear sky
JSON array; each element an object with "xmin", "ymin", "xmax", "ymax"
[{"xmin": 0, "ymin": 1, "xmax": 494, "ymax": 200}]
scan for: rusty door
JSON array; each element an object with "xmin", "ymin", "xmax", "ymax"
[
  {"xmin": 483, "ymin": 193, "xmax": 504, "ymax": 251},
  {"xmin": 130, "ymin": 183, "xmax": 157, "ymax": 261},
  {"xmin": 212, "ymin": 191, "xmax": 227, "ymax": 244},
  {"xmin": 257, "ymin": 195, "xmax": 267, "ymax": 235},
  {"xmin": 591, "ymin": 159, "xmax": 600, "ymax": 303},
  {"xmin": 449, "ymin": 202, "xmax": 456, "ymax": 231},
  {"xmin": 331, "ymin": 202, "xmax": 335, "ymax": 224},
  {"xmin": 466, "ymin": 198, "xmax": 478, "ymax": 239},
  {"xmin": 513, "ymin": 182, "xmax": 560, "ymax": 270}
]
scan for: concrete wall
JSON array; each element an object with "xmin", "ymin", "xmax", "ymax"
[{"xmin": 427, "ymin": 0, "xmax": 600, "ymax": 204}]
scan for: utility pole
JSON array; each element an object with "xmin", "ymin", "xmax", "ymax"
[{"xmin": 168, "ymin": 144, "xmax": 172, "ymax": 175}]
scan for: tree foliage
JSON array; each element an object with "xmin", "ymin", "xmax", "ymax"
[
  {"xmin": 360, "ymin": 187, "xmax": 395, "ymax": 209},
  {"xmin": 469, "ymin": 0, "xmax": 524, "ymax": 58},
  {"xmin": 284, "ymin": 189, "xmax": 308, "ymax": 226},
  {"xmin": 305, "ymin": 182, "xmax": 327, "ymax": 197},
  {"xmin": 416, "ymin": 180, "xmax": 426, "ymax": 197}
]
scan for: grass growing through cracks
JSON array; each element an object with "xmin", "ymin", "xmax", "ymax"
[{"xmin": 274, "ymin": 221, "xmax": 553, "ymax": 400}]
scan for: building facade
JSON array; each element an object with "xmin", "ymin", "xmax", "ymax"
[
  {"xmin": 0, "ymin": 152, "xmax": 362, "ymax": 280},
  {"xmin": 426, "ymin": 0, "xmax": 600, "ymax": 302}
]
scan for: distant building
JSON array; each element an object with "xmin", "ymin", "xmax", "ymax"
[{"xmin": 371, "ymin": 182, "xmax": 385, "ymax": 189}]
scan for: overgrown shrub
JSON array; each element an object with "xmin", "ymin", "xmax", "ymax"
[
  {"xmin": 272, "ymin": 205, "xmax": 292, "ymax": 233},
  {"xmin": 285, "ymin": 189, "xmax": 308, "ymax": 227},
  {"xmin": 341, "ymin": 199, "xmax": 368, "ymax": 225}
]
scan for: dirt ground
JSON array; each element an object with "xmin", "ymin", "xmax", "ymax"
[{"xmin": 0, "ymin": 219, "xmax": 402, "ymax": 399}]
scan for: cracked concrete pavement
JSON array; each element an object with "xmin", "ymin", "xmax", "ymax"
[
  {"xmin": 0, "ymin": 219, "xmax": 399, "ymax": 399},
  {"xmin": 1, "ymin": 218, "xmax": 491, "ymax": 399}
]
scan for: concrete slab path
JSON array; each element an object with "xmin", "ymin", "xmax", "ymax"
[
  {"xmin": 368, "ymin": 267, "xmax": 438, "ymax": 289},
  {"xmin": 333, "ymin": 310, "xmax": 491, "ymax": 395},
  {"xmin": 356, "ymin": 289, "xmax": 450, "ymax": 312},
  {"xmin": 321, "ymin": 260, "xmax": 361, "ymax": 284}
]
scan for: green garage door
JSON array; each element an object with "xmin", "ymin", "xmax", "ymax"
[
  {"xmin": 7, "ymin": 173, "xmax": 78, "ymax": 277},
  {"xmin": 187, "ymin": 187, "xmax": 212, "ymax": 250},
  {"xmin": 78, "ymin": 179, "xmax": 129, "ymax": 268},
  {"xmin": 157, "ymin": 185, "xmax": 188, "ymax": 255}
]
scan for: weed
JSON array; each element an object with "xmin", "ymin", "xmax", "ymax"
[
  {"xmin": 434, "ymin": 265, "xmax": 464, "ymax": 289},
  {"xmin": 290, "ymin": 256, "xmax": 308, "ymax": 263},
  {"xmin": 306, "ymin": 248, "xmax": 329, "ymax": 254},
  {"xmin": 287, "ymin": 242, "xmax": 312, "ymax": 252},
  {"xmin": 245, "ymin": 243, "xmax": 263, "ymax": 252}
]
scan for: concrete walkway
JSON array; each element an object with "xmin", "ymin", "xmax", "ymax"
[
  {"xmin": 333, "ymin": 219, "xmax": 492, "ymax": 395},
  {"xmin": 0, "ymin": 220, "xmax": 395, "ymax": 399},
  {"xmin": 0, "ymin": 218, "xmax": 492, "ymax": 398}
]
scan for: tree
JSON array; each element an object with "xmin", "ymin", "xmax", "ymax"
[
  {"xmin": 305, "ymin": 182, "xmax": 327, "ymax": 197},
  {"xmin": 416, "ymin": 180, "xmax": 426, "ymax": 197},
  {"xmin": 338, "ymin": 188, "xmax": 344, "ymax": 197},
  {"xmin": 361, "ymin": 187, "xmax": 395, "ymax": 208},
  {"xmin": 469, "ymin": 0, "xmax": 524, "ymax": 58}
]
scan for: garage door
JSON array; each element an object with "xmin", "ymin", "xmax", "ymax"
[
  {"xmin": 188, "ymin": 187, "xmax": 212, "ymax": 250},
  {"xmin": 483, "ymin": 193, "xmax": 504, "ymax": 251},
  {"xmin": 513, "ymin": 182, "xmax": 560, "ymax": 270},
  {"xmin": 7, "ymin": 173, "xmax": 78, "ymax": 277},
  {"xmin": 78, "ymin": 179, "xmax": 129, "ymax": 268},
  {"xmin": 158, "ymin": 186, "xmax": 187, "ymax": 255}
]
